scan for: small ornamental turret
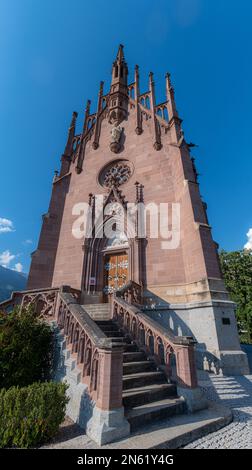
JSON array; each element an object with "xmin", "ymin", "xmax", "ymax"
[{"xmin": 108, "ymin": 44, "xmax": 128, "ymax": 126}]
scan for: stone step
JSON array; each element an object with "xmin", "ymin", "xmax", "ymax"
[
  {"xmin": 84, "ymin": 308, "xmax": 110, "ymax": 315},
  {"xmin": 123, "ymin": 360, "xmax": 156, "ymax": 375},
  {"xmin": 105, "ymin": 331, "xmax": 125, "ymax": 338},
  {"xmin": 123, "ymin": 343, "xmax": 139, "ymax": 353},
  {"xmin": 84, "ymin": 304, "xmax": 110, "ymax": 310},
  {"xmin": 123, "ymin": 371, "xmax": 166, "ymax": 390},
  {"xmin": 123, "ymin": 383, "xmax": 177, "ymax": 408},
  {"xmin": 97, "ymin": 324, "xmax": 119, "ymax": 332},
  {"xmin": 59, "ymin": 338, "xmax": 67, "ymax": 351},
  {"xmin": 96, "ymin": 320, "xmax": 116, "ymax": 326},
  {"xmin": 125, "ymin": 397, "xmax": 186, "ymax": 432},
  {"xmin": 123, "ymin": 351, "xmax": 147, "ymax": 363},
  {"xmin": 68, "ymin": 367, "xmax": 82, "ymax": 385},
  {"xmin": 62, "ymin": 348, "xmax": 71, "ymax": 360},
  {"xmin": 54, "ymin": 330, "xmax": 64, "ymax": 340},
  {"xmin": 108, "ymin": 336, "xmax": 130, "ymax": 344},
  {"xmin": 65, "ymin": 357, "xmax": 77, "ymax": 371},
  {"xmin": 84, "ymin": 305, "xmax": 111, "ymax": 321}
]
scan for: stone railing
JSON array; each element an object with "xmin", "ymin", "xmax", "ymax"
[
  {"xmin": 0, "ymin": 285, "xmax": 80, "ymax": 319},
  {"xmin": 56, "ymin": 291, "xmax": 124, "ymax": 410},
  {"xmin": 115, "ymin": 280, "xmax": 143, "ymax": 307},
  {"xmin": 0, "ymin": 287, "xmax": 60, "ymax": 316},
  {"xmin": 112, "ymin": 296, "xmax": 198, "ymax": 389}
]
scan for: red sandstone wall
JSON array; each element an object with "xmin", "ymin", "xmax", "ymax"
[
  {"xmin": 49, "ymin": 106, "xmax": 221, "ymax": 291},
  {"xmin": 27, "ymin": 175, "xmax": 70, "ymax": 289}
]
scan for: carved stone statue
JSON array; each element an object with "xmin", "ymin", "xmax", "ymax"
[
  {"xmin": 111, "ymin": 125, "xmax": 122, "ymax": 143},
  {"xmin": 110, "ymin": 125, "xmax": 123, "ymax": 153}
]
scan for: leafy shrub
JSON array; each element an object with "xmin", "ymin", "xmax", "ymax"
[
  {"xmin": 219, "ymin": 249, "xmax": 252, "ymax": 343},
  {"xmin": 0, "ymin": 382, "xmax": 69, "ymax": 448},
  {"xmin": 0, "ymin": 306, "xmax": 54, "ymax": 388}
]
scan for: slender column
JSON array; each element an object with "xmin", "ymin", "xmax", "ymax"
[
  {"xmin": 92, "ymin": 81, "xmax": 104, "ymax": 149},
  {"xmin": 135, "ymin": 183, "xmax": 147, "ymax": 287},
  {"xmin": 134, "ymin": 65, "xmax": 142, "ymax": 135},
  {"xmin": 149, "ymin": 72, "xmax": 162, "ymax": 150},
  {"xmin": 76, "ymin": 100, "xmax": 91, "ymax": 173}
]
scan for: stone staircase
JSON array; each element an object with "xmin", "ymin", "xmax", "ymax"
[
  {"xmin": 82, "ymin": 303, "xmax": 111, "ymax": 321},
  {"xmin": 96, "ymin": 319, "xmax": 186, "ymax": 432}
]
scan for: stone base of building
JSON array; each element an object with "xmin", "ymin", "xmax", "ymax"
[
  {"xmin": 177, "ymin": 386, "xmax": 208, "ymax": 413},
  {"xmin": 145, "ymin": 299, "xmax": 250, "ymax": 376},
  {"xmin": 146, "ymin": 278, "xmax": 229, "ymax": 305},
  {"xmin": 214, "ymin": 351, "xmax": 249, "ymax": 376},
  {"xmin": 86, "ymin": 406, "xmax": 130, "ymax": 446}
]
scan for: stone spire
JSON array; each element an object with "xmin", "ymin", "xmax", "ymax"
[
  {"xmin": 165, "ymin": 73, "xmax": 182, "ymax": 143},
  {"xmin": 64, "ymin": 111, "xmax": 78, "ymax": 157},
  {"xmin": 59, "ymin": 111, "xmax": 78, "ymax": 176},
  {"xmin": 108, "ymin": 44, "xmax": 128, "ymax": 125},
  {"xmin": 75, "ymin": 100, "xmax": 91, "ymax": 174},
  {"xmin": 92, "ymin": 81, "xmax": 104, "ymax": 150},
  {"xmin": 149, "ymin": 72, "xmax": 162, "ymax": 150},
  {"xmin": 135, "ymin": 65, "xmax": 142, "ymax": 135}
]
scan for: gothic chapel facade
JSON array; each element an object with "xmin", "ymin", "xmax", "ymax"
[{"xmin": 27, "ymin": 45, "xmax": 248, "ymax": 377}]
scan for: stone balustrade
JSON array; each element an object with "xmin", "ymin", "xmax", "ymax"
[
  {"xmin": 56, "ymin": 291, "xmax": 124, "ymax": 411},
  {"xmin": 0, "ymin": 282, "xmax": 198, "ymax": 413},
  {"xmin": 112, "ymin": 295, "xmax": 198, "ymax": 389},
  {"xmin": 0, "ymin": 286, "xmax": 61, "ymax": 316},
  {"xmin": 115, "ymin": 280, "xmax": 143, "ymax": 306}
]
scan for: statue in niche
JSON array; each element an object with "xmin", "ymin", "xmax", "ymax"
[{"xmin": 110, "ymin": 125, "xmax": 123, "ymax": 153}]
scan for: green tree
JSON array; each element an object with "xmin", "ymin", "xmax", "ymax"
[
  {"xmin": 219, "ymin": 249, "xmax": 252, "ymax": 343},
  {"xmin": 0, "ymin": 306, "xmax": 54, "ymax": 388}
]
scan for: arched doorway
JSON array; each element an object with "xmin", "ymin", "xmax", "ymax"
[{"xmin": 102, "ymin": 232, "xmax": 129, "ymax": 301}]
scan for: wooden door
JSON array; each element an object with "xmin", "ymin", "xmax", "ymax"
[{"xmin": 103, "ymin": 251, "xmax": 128, "ymax": 299}]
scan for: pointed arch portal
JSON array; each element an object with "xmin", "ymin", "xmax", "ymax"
[{"xmin": 81, "ymin": 186, "xmax": 147, "ymax": 302}]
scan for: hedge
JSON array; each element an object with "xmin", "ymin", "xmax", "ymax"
[
  {"xmin": 0, "ymin": 307, "xmax": 54, "ymax": 388},
  {"xmin": 0, "ymin": 382, "xmax": 69, "ymax": 448}
]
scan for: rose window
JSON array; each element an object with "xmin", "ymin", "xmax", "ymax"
[{"xmin": 102, "ymin": 162, "xmax": 132, "ymax": 188}]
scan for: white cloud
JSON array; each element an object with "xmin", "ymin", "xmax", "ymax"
[
  {"xmin": 0, "ymin": 250, "xmax": 16, "ymax": 267},
  {"xmin": 0, "ymin": 217, "xmax": 14, "ymax": 234},
  {"xmin": 23, "ymin": 239, "xmax": 33, "ymax": 245},
  {"xmin": 244, "ymin": 228, "xmax": 252, "ymax": 250},
  {"xmin": 14, "ymin": 262, "xmax": 23, "ymax": 273}
]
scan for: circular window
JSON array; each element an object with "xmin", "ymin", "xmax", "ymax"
[{"xmin": 99, "ymin": 160, "xmax": 133, "ymax": 188}]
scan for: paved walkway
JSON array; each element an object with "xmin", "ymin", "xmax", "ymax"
[
  {"xmin": 43, "ymin": 374, "xmax": 252, "ymax": 449},
  {"xmin": 185, "ymin": 374, "xmax": 252, "ymax": 449}
]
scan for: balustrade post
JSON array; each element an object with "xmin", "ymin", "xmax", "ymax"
[
  {"xmin": 86, "ymin": 342, "xmax": 130, "ymax": 445},
  {"xmin": 176, "ymin": 344, "xmax": 198, "ymax": 389},
  {"xmin": 175, "ymin": 344, "xmax": 208, "ymax": 412},
  {"xmin": 96, "ymin": 344, "xmax": 124, "ymax": 410},
  {"xmin": 55, "ymin": 291, "xmax": 61, "ymax": 324}
]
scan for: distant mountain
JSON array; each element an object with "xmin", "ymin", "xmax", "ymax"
[{"xmin": 0, "ymin": 265, "xmax": 27, "ymax": 302}]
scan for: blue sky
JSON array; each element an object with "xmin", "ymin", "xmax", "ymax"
[{"xmin": 0, "ymin": 0, "xmax": 252, "ymax": 274}]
